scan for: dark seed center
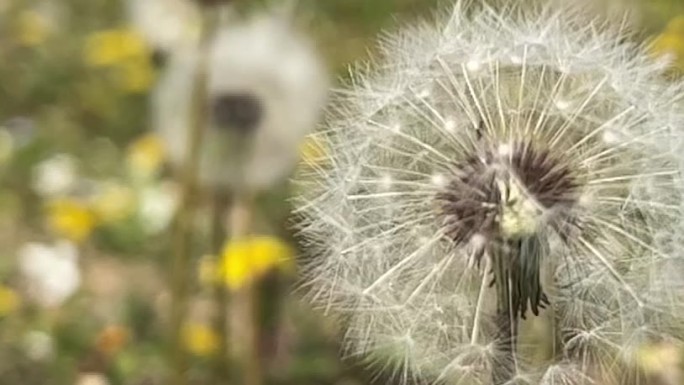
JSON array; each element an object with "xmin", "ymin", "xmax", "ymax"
[
  {"xmin": 437, "ymin": 141, "xmax": 580, "ymax": 318},
  {"xmin": 211, "ymin": 93, "xmax": 263, "ymax": 134}
]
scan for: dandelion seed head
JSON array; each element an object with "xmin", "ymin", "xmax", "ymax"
[
  {"xmin": 295, "ymin": 1, "xmax": 684, "ymax": 383},
  {"xmin": 154, "ymin": 10, "xmax": 327, "ymax": 191}
]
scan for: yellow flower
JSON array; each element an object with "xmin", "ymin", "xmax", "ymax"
[
  {"xmin": 46, "ymin": 198, "xmax": 96, "ymax": 242},
  {"xmin": 126, "ymin": 134, "xmax": 165, "ymax": 179},
  {"xmin": 84, "ymin": 28, "xmax": 147, "ymax": 67},
  {"xmin": 117, "ymin": 55, "xmax": 154, "ymax": 93},
  {"xmin": 299, "ymin": 135, "xmax": 327, "ymax": 167},
  {"xmin": 91, "ymin": 182, "xmax": 136, "ymax": 223},
  {"xmin": 218, "ymin": 236, "xmax": 293, "ymax": 290},
  {"xmin": 16, "ymin": 10, "xmax": 50, "ymax": 46},
  {"xmin": 182, "ymin": 323, "xmax": 218, "ymax": 357},
  {"xmin": 667, "ymin": 15, "xmax": 684, "ymax": 35},
  {"xmin": 651, "ymin": 15, "xmax": 684, "ymax": 72},
  {"xmin": 637, "ymin": 342, "xmax": 681, "ymax": 374},
  {"xmin": 84, "ymin": 28, "xmax": 155, "ymax": 93},
  {"xmin": 0, "ymin": 286, "xmax": 19, "ymax": 316}
]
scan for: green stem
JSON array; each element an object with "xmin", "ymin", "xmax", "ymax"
[
  {"xmin": 211, "ymin": 189, "xmax": 231, "ymax": 381},
  {"xmin": 169, "ymin": 11, "xmax": 217, "ymax": 385},
  {"xmin": 227, "ymin": 195, "xmax": 262, "ymax": 385}
]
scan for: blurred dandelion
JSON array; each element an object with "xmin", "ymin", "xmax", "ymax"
[
  {"xmin": 45, "ymin": 198, "xmax": 96, "ymax": 242},
  {"xmin": 0, "ymin": 285, "xmax": 20, "ymax": 316},
  {"xmin": 32, "ymin": 154, "xmax": 78, "ymax": 197},
  {"xmin": 155, "ymin": 9, "xmax": 328, "ymax": 192},
  {"xmin": 182, "ymin": 322, "xmax": 219, "ymax": 357},
  {"xmin": 295, "ymin": 1, "xmax": 684, "ymax": 384},
  {"xmin": 153, "ymin": 7, "xmax": 328, "ymax": 385},
  {"xmin": 91, "ymin": 181, "xmax": 136, "ymax": 223},
  {"xmin": 217, "ymin": 235, "xmax": 293, "ymax": 291},
  {"xmin": 84, "ymin": 28, "xmax": 155, "ymax": 93},
  {"xmin": 84, "ymin": 28, "xmax": 148, "ymax": 67},
  {"xmin": 126, "ymin": 133, "xmax": 166, "ymax": 181},
  {"xmin": 651, "ymin": 15, "xmax": 684, "ymax": 72},
  {"xmin": 136, "ymin": 181, "xmax": 179, "ymax": 235},
  {"xmin": 15, "ymin": 8, "xmax": 53, "ymax": 47},
  {"xmin": 22, "ymin": 330, "xmax": 54, "ymax": 362},
  {"xmin": 18, "ymin": 241, "xmax": 81, "ymax": 308}
]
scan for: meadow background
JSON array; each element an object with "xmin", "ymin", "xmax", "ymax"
[{"xmin": 0, "ymin": 0, "xmax": 683, "ymax": 384}]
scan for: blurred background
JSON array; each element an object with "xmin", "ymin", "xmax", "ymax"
[{"xmin": 0, "ymin": 0, "xmax": 683, "ymax": 384}]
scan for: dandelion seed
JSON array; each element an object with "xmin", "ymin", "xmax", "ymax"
[{"xmin": 295, "ymin": 2, "xmax": 684, "ymax": 384}]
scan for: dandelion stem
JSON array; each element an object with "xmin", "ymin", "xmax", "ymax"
[
  {"xmin": 228, "ymin": 194, "xmax": 262, "ymax": 385},
  {"xmin": 491, "ymin": 243, "xmax": 520, "ymax": 385},
  {"xmin": 211, "ymin": 188, "xmax": 231, "ymax": 381},
  {"xmin": 169, "ymin": 10, "xmax": 217, "ymax": 385}
]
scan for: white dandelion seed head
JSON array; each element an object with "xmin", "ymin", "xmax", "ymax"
[
  {"xmin": 31, "ymin": 153, "xmax": 78, "ymax": 197},
  {"xmin": 22, "ymin": 330, "xmax": 54, "ymax": 362},
  {"xmin": 294, "ymin": 1, "xmax": 684, "ymax": 384},
  {"xmin": 154, "ymin": 9, "xmax": 328, "ymax": 191},
  {"xmin": 18, "ymin": 240, "xmax": 81, "ymax": 308},
  {"xmin": 137, "ymin": 181, "xmax": 179, "ymax": 235}
]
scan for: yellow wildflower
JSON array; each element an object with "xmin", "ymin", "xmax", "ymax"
[
  {"xmin": 668, "ymin": 15, "xmax": 684, "ymax": 35},
  {"xmin": 651, "ymin": 15, "xmax": 684, "ymax": 72},
  {"xmin": 0, "ymin": 286, "xmax": 19, "ymax": 316},
  {"xmin": 84, "ymin": 28, "xmax": 155, "ymax": 93},
  {"xmin": 91, "ymin": 182, "xmax": 136, "ymax": 223},
  {"xmin": 218, "ymin": 236, "xmax": 293, "ymax": 290},
  {"xmin": 46, "ymin": 198, "xmax": 96, "ymax": 242},
  {"xmin": 117, "ymin": 55, "xmax": 154, "ymax": 93},
  {"xmin": 126, "ymin": 134, "xmax": 165, "ymax": 180},
  {"xmin": 182, "ymin": 323, "xmax": 218, "ymax": 356},
  {"xmin": 84, "ymin": 28, "xmax": 147, "ymax": 67},
  {"xmin": 637, "ymin": 342, "xmax": 681, "ymax": 375},
  {"xmin": 299, "ymin": 135, "xmax": 327, "ymax": 167},
  {"xmin": 16, "ymin": 10, "xmax": 50, "ymax": 46}
]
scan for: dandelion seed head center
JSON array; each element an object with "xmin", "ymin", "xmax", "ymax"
[
  {"xmin": 438, "ymin": 141, "xmax": 579, "ymax": 245},
  {"xmin": 211, "ymin": 92, "xmax": 263, "ymax": 134}
]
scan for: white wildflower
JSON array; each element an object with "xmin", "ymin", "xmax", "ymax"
[
  {"xmin": 126, "ymin": 0, "xmax": 200, "ymax": 53},
  {"xmin": 154, "ymin": 9, "xmax": 328, "ymax": 191},
  {"xmin": 295, "ymin": 2, "xmax": 684, "ymax": 384},
  {"xmin": 31, "ymin": 154, "xmax": 78, "ymax": 197},
  {"xmin": 22, "ymin": 330, "xmax": 54, "ymax": 362},
  {"xmin": 137, "ymin": 181, "xmax": 179, "ymax": 235},
  {"xmin": 76, "ymin": 373, "xmax": 110, "ymax": 385},
  {"xmin": 18, "ymin": 240, "xmax": 81, "ymax": 308}
]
